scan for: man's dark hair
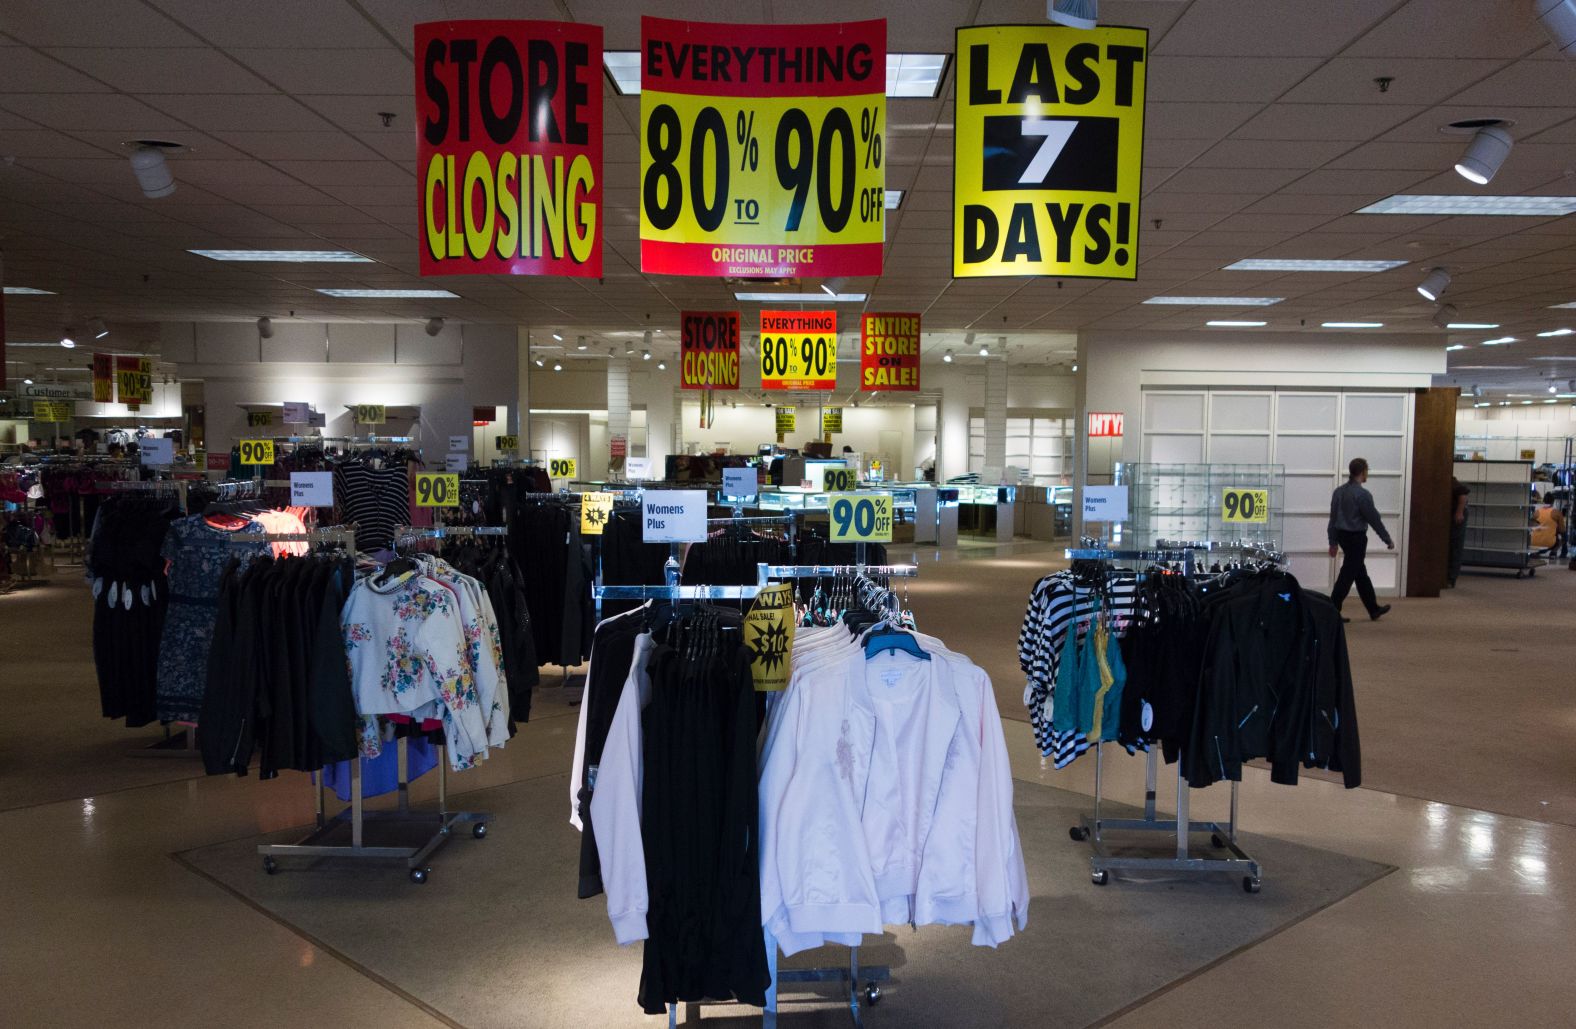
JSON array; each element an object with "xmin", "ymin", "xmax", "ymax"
[{"xmin": 1349, "ymin": 457, "xmax": 1369, "ymax": 478}]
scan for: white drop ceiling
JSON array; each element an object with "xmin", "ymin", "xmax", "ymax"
[{"xmin": 0, "ymin": 0, "xmax": 1573, "ymax": 397}]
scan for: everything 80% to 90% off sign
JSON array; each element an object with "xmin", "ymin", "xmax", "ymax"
[{"xmin": 643, "ymin": 102, "xmax": 886, "ymax": 238}]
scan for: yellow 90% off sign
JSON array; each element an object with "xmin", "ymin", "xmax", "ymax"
[
  {"xmin": 638, "ymin": 17, "xmax": 887, "ymax": 279},
  {"xmin": 1221, "ymin": 488, "xmax": 1269, "ymax": 524},
  {"xmin": 496, "ymin": 435, "xmax": 519, "ymax": 452},
  {"xmin": 828, "ymin": 492, "xmax": 892, "ymax": 543},
  {"xmin": 414, "ymin": 473, "xmax": 461, "ymax": 508},
  {"xmin": 823, "ymin": 467, "xmax": 857, "ymax": 492},
  {"xmin": 238, "ymin": 439, "xmax": 275, "ymax": 466},
  {"xmin": 549, "ymin": 458, "xmax": 577, "ymax": 479},
  {"xmin": 353, "ymin": 404, "xmax": 385, "ymax": 425}
]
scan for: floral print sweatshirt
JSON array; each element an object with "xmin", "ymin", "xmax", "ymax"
[{"xmin": 340, "ymin": 557, "xmax": 510, "ymax": 771}]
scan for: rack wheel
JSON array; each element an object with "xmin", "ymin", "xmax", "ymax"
[
  {"xmin": 864, "ymin": 984, "xmax": 882, "ymax": 1006},
  {"xmin": 262, "ymin": 857, "xmax": 278, "ymax": 875},
  {"xmin": 1211, "ymin": 833, "xmax": 1227, "ymax": 849},
  {"xmin": 1529, "ymin": 566, "xmax": 1537, "ymax": 578},
  {"xmin": 1243, "ymin": 876, "xmax": 1262, "ymax": 894},
  {"xmin": 1091, "ymin": 869, "xmax": 1110, "ymax": 886},
  {"xmin": 410, "ymin": 867, "xmax": 430, "ymax": 884},
  {"xmin": 1069, "ymin": 826, "xmax": 1090, "ymax": 842},
  {"xmin": 472, "ymin": 822, "xmax": 488, "ymax": 839}
]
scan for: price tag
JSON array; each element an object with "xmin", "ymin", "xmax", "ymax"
[
  {"xmin": 823, "ymin": 467, "xmax": 857, "ymax": 492},
  {"xmin": 1221, "ymin": 487, "xmax": 1269, "ymax": 524},
  {"xmin": 580, "ymin": 491, "xmax": 614, "ymax": 535},
  {"xmin": 445, "ymin": 453, "xmax": 468, "ymax": 473},
  {"xmin": 448, "ymin": 435, "xmax": 469, "ymax": 452},
  {"xmin": 353, "ymin": 404, "xmax": 385, "ymax": 425},
  {"xmin": 745, "ymin": 582, "xmax": 796, "ymax": 692},
  {"xmin": 139, "ymin": 437, "xmax": 174, "ymax": 465},
  {"xmin": 642, "ymin": 489, "xmax": 708, "ymax": 543},
  {"xmin": 550, "ymin": 457, "xmax": 577, "ymax": 479},
  {"xmin": 759, "ymin": 310, "xmax": 837, "ymax": 390},
  {"xmin": 290, "ymin": 471, "xmax": 334, "ymax": 507},
  {"xmin": 638, "ymin": 17, "xmax": 886, "ymax": 279},
  {"xmin": 247, "ymin": 410, "xmax": 274, "ymax": 428},
  {"xmin": 723, "ymin": 466, "xmax": 758, "ymax": 501},
  {"xmin": 414, "ymin": 472, "xmax": 460, "ymax": 507},
  {"xmin": 496, "ymin": 434, "xmax": 519, "ymax": 452},
  {"xmin": 1083, "ymin": 485, "xmax": 1128, "ymax": 522},
  {"xmin": 774, "ymin": 406, "xmax": 796, "ymax": 435},
  {"xmin": 828, "ymin": 492, "xmax": 892, "ymax": 543},
  {"xmin": 239, "ymin": 439, "xmax": 275, "ymax": 466},
  {"xmin": 282, "ymin": 401, "xmax": 311, "ymax": 423}
]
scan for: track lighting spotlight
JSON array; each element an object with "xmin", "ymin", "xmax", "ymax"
[
  {"xmin": 576, "ymin": 336, "xmax": 588, "ymax": 350},
  {"xmin": 22, "ymin": 377, "xmax": 33, "ymax": 385},
  {"xmin": 978, "ymin": 342, "xmax": 989, "ymax": 357},
  {"xmin": 1472, "ymin": 384, "xmax": 1484, "ymax": 398},
  {"xmin": 89, "ymin": 317, "xmax": 109, "ymax": 340},
  {"xmin": 642, "ymin": 350, "xmax": 652, "ymax": 361},
  {"xmin": 59, "ymin": 334, "xmax": 76, "ymax": 349},
  {"xmin": 424, "ymin": 316, "xmax": 444, "ymax": 337},
  {"xmin": 129, "ymin": 145, "xmax": 175, "ymax": 198},
  {"xmin": 553, "ymin": 361, "xmax": 562, "ymax": 372},
  {"xmin": 657, "ymin": 360, "xmax": 667, "ymax": 370},
  {"xmin": 257, "ymin": 316, "xmax": 274, "ymax": 339},
  {"xmin": 1432, "ymin": 304, "xmax": 1458, "ymax": 329},
  {"xmin": 1455, "ymin": 126, "xmax": 1513, "ymax": 185},
  {"xmin": 1550, "ymin": 382, "xmax": 1559, "ymax": 394},
  {"xmin": 534, "ymin": 356, "xmax": 545, "ymax": 368},
  {"xmin": 943, "ymin": 350, "xmax": 954, "ymax": 363},
  {"xmin": 1047, "ymin": 0, "xmax": 1099, "ymax": 30},
  {"xmin": 1416, "ymin": 267, "xmax": 1451, "ymax": 302}
]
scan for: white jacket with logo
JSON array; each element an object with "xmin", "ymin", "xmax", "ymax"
[{"xmin": 758, "ymin": 640, "xmax": 1030, "ymax": 955}]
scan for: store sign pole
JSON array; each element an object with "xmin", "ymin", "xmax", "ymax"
[
  {"xmin": 638, "ymin": 17, "xmax": 886, "ymax": 278},
  {"xmin": 953, "ymin": 25, "xmax": 1147, "ymax": 280},
  {"xmin": 415, "ymin": 19, "xmax": 603, "ymax": 278}
]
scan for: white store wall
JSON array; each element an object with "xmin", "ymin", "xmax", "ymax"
[
  {"xmin": 1456, "ymin": 410, "xmax": 1576, "ymax": 464},
  {"xmin": 1079, "ymin": 331, "xmax": 1446, "ymax": 593},
  {"xmin": 931, "ymin": 364, "xmax": 1076, "ymax": 481}
]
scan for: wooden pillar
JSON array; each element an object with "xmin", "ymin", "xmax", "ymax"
[{"xmin": 1406, "ymin": 386, "xmax": 1460, "ymax": 597}]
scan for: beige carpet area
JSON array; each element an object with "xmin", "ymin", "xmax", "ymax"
[
  {"xmin": 890, "ymin": 542, "xmax": 1576, "ymax": 829},
  {"xmin": 179, "ymin": 770, "xmax": 1389, "ymax": 1029}
]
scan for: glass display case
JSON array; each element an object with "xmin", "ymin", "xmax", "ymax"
[{"xmin": 1117, "ymin": 462, "xmax": 1285, "ymax": 552}]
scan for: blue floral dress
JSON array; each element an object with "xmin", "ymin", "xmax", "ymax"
[{"xmin": 154, "ymin": 516, "xmax": 268, "ymax": 723}]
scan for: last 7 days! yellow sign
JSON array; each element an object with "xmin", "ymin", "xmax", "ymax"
[{"xmin": 954, "ymin": 25, "xmax": 1147, "ymax": 279}]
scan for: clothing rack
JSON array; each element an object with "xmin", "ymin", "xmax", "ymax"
[
  {"xmin": 230, "ymin": 528, "xmax": 358, "ymax": 545},
  {"xmin": 258, "ymin": 736, "xmax": 491, "ymax": 885},
  {"xmin": 1059, "ymin": 545, "xmax": 1265, "ymax": 894}
]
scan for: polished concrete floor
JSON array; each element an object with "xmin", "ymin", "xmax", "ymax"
[{"xmin": 2, "ymin": 540, "xmax": 1573, "ymax": 1027}]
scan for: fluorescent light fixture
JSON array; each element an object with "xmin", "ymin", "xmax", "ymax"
[
  {"xmin": 189, "ymin": 249, "xmax": 372, "ymax": 262},
  {"xmin": 603, "ymin": 52, "xmax": 949, "ymax": 98},
  {"xmin": 315, "ymin": 288, "xmax": 458, "ymax": 298},
  {"xmin": 534, "ymin": 357, "xmax": 544, "ymax": 368},
  {"xmin": 552, "ymin": 333, "xmax": 563, "ymax": 341},
  {"xmin": 3, "ymin": 286, "xmax": 55, "ymax": 295},
  {"xmin": 1446, "ymin": 344, "xmax": 1467, "ymax": 351},
  {"xmin": 1416, "ymin": 267, "xmax": 1450, "ymax": 302},
  {"xmin": 1455, "ymin": 126, "xmax": 1513, "ymax": 185},
  {"xmin": 1473, "ymin": 401, "xmax": 1491, "ymax": 407},
  {"xmin": 1358, "ymin": 195, "xmax": 1576, "ymax": 216},
  {"xmin": 1452, "ymin": 365, "xmax": 1523, "ymax": 369},
  {"xmin": 1224, "ymin": 259, "xmax": 1407, "ymax": 272},
  {"xmin": 1536, "ymin": 328, "xmax": 1574, "ymax": 337},
  {"xmin": 1322, "ymin": 322, "xmax": 1384, "ymax": 328},
  {"xmin": 1143, "ymin": 296, "xmax": 1283, "ymax": 306},
  {"xmin": 1530, "ymin": 355, "xmax": 1576, "ymax": 361},
  {"xmin": 885, "ymin": 189, "xmax": 904, "ymax": 210},
  {"xmin": 1447, "ymin": 322, "xmax": 1498, "ymax": 329},
  {"xmin": 59, "ymin": 336, "xmax": 76, "ymax": 349},
  {"xmin": 1481, "ymin": 336, "xmax": 1517, "ymax": 345},
  {"xmin": 1207, "ymin": 320, "xmax": 1267, "ymax": 327},
  {"xmin": 735, "ymin": 291, "xmax": 867, "ymax": 302},
  {"xmin": 21, "ymin": 377, "xmax": 32, "ymax": 385},
  {"xmin": 89, "ymin": 317, "xmax": 109, "ymax": 340}
]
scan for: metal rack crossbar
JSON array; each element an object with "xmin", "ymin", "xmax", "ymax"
[
  {"xmin": 258, "ymin": 736, "xmax": 491, "ymax": 884},
  {"xmin": 1058, "ymin": 546, "xmax": 1265, "ymax": 893},
  {"xmin": 394, "ymin": 525, "xmax": 509, "ymax": 540},
  {"xmin": 231, "ymin": 528, "xmax": 358, "ymax": 545}
]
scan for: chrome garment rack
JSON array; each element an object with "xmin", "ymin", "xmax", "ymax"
[
  {"xmin": 259, "ymin": 736, "xmax": 490, "ymax": 885},
  {"xmin": 1059, "ymin": 545, "xmax": 1264, "ymax": 894}
]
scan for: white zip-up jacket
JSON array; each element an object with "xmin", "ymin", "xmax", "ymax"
[{"xmin": 758, "ymin": 640, "xmax": 1030, "ymax": 955}]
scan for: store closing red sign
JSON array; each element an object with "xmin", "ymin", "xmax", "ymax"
[
  {"xmin": 680, "ymin": 311, "xmax": 741, "ymax": 390},
  {"xmin": 1088, "ymin": 411, "xmax": 1124, "ymax": 437},
  {"xmin": 859, "ymin": 313, "xmax": 920, "ymax": 391},
  {"xmin": 92, "ymin": 353, "xmax": 113, "ymax": 403},
  {"xmin": 416, "ymin": 20, "xmax": 603, "ymax": 277}
]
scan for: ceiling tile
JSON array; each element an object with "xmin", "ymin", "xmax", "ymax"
[
  {"xmin": 1156, "ymin": 0, "xmax": 1400, "ymax": 57},
  {"xmin": 0, "ymin": 1, "xmax": 204, "ymax": 47},
  {"xmin": 147, "ymin": 0, "xmax": 394, "ymax": 49},
  {"xmin": 44, "ymin": 47, "xmax": 275, "ymax": 94}
]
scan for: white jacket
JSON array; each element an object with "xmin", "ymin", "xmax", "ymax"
[
  {"xmin": 758, "ymin": 640, "xmax": 1029, "ymax": 955},
  {"xmin": 587, "ymin": 632, "xmax": 657, "ymax": 945}
]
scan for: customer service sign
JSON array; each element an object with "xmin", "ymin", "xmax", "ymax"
[
  {"xmin": 953, "ymin": 25, "xmax": 1147, "ymax": 279},
  {"xmin": 416, "ymin": 20, "xmax": 603, "ymax": 277}
]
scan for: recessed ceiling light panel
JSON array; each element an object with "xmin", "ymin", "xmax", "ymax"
[
  {"xmin": 190, "ymin": 249, "xmax": 373, "ymax": 262},
  {"xmin": 1207, "ymin": 320, "xmax": 1267, "ymax": 327},
  {"xmin": 1321, "ymin": 322, "xmax": 1384, "ymax": 328},
  {"xmin": 735, "ymin": 291, "xmax": 867, "ymax": 302},
  {"xmin": 1447, "ymin": 322, "xmax": 1499, "ymax": 329},
  {"xmin": 1224, "ymin": 259, "xmax": 1407, "ymax": 272},
  {"xmin": 1358, "ymin": 195, "xmax": 1576, "ymax": 216},
  {"xmin": 1143, "ymin": 296, "xmax": 1283, "ymax": 306},
  {"xmin": 603, "ymin": 51, "xmax": 949, "ymax": 98},
  {"xmin": 316, "ymin": 288, "xmax": 459, "ymax": 298},
  {"xmin": 3, "ymin": 287, "xmax": 55, "ymax": 295}
]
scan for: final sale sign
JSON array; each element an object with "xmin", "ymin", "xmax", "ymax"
[
  {"xmin": 416, "ymin": 20, "xmax": 603, "ymax": 277},
  {"xmin": 859, "ymin": 313, "xmax": 920, "ymax": 391}
]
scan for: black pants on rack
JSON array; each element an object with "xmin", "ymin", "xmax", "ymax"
[{"xmin": 1331, "ymin": 529, "xmax": 1381, "ymax": 617}]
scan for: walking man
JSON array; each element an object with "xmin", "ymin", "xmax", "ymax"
[{"xmin": 1328, "ymin": 457, "xmax": 1393, "ymax": 622}]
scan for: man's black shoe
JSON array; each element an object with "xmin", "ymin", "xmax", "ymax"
[{"xmin": 1369, "ymin": 604, "xmax": 1392, "ymax": 622}]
